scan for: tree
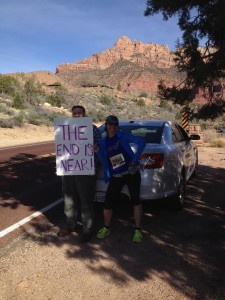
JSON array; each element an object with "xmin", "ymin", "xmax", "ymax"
[{"xmin": 145, "ymin": 1, "xmax": 225, "ymax": 99}]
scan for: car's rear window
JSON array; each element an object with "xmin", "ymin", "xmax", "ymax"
[{"xmin": 118, "ymin": 125, "xmax": 162, "ymax": 143}]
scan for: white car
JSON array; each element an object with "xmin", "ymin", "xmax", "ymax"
[{"xmin": 95, "ymin": 120, "xmax": 200, "ymax": 209}]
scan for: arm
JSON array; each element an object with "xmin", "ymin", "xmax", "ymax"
[
  {"xmin": 120, "ymin": 131, "xmax": 146, "ymax": 164},
  {"xmin": 96, "ymin": 138, "xmax": 112, "ymax": 183},
  {"xmin": 93, "ymin": 125, "xmax": 102, "ymax": 146}
]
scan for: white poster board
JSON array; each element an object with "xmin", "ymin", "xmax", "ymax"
[{"xmin": 54, "ymin": 117, "xmax": 94, "ymax": 176}]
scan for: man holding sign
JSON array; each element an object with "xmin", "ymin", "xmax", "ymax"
[{"xmin": 55, "ymin": 105, "xmax": 101, "ymax": 243}]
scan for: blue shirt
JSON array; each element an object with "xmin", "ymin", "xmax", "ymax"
[
  {"xmin": 97, "ymin": 130, "xmax": 146, "ymax": 183},
  {"xmin": 106, "ymin": 135, "xmax": 130, "ymax": 174}
]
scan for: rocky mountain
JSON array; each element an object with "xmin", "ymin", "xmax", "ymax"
[
  {"xmin": 55, "ymin": 36, "xmax": 182, "ymax": 96},
  {"xmin": 8, "ymin": 36, "xmax": 218, "ymax": 103}
]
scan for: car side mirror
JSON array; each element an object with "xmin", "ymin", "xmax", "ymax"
[{"xmin": 189, "ymin": 134, "xmax": 200, "ymax": 140}]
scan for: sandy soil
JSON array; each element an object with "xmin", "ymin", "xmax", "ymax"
[{"xmin": 0, "ymin": 124, "xmax": 54, "ymax": 148}]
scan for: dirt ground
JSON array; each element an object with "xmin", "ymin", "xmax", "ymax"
[
  {"xmin": 0, "ymin": 125, "xmax": 225, "ymax": 300},
  {"xmin": 0, "ymin": 124, "xmax": 54, "ymax": 148}
]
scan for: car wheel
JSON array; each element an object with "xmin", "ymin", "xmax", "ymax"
[{"xmin": 173, "ymin": 175, "xmax": 185, "ymax": 210}]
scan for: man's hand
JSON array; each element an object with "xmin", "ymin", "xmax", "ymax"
[{"xmin": 94, "ymin": 144, "xmax": 99, "ymax": 153}]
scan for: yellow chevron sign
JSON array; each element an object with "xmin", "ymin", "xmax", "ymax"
[{"xmin": 182, "ymin": 111, "xmax": 189, "ymax": 131}]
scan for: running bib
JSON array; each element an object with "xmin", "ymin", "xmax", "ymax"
[{"xmin": 110, "ymin": 153, "xmax": 125, "ymax": 169}]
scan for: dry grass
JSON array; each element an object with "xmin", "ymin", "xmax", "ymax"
[
  {"xmin": 209, "ymin": 137, "xmax": 225, "ymax": 147},
  {"xmin": 202, "ymin": 129, "xmax": 225, "ymax": 147}
]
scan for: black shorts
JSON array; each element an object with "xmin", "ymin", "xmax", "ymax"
[{"xmin": 104, "ymin": 172, "xmax": 141, "ymax": 210}]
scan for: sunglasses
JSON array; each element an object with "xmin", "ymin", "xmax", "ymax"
[{"xmin": 107, "ymin": 122, "xmax": 118, "ymax": 126}]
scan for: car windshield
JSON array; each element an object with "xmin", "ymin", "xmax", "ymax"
[{"xmin": 100, "ymin": 125, "xmax": 163, "ymax": 143}]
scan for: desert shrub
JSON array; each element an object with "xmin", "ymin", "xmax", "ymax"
[
  {"xmin": 46, "ymin": 94, "xmax": 62, "ymax": 107},
  {"xmin": 47, "ymin": 111, "xmax": 67, "ymax": 124},
  {"xmin": 203, "ymin": 129, "xmax": 218, "ymax": 143},
  {"xmin": 26, "ymin": 111, "xmax": 42, "ymax": 125},
  {"xmin": 23, "ymin": 77, "xmax": 46, "ymax": 106},
  {"xmin": 198, "ymin": 119, "xmax": 207, "ymax": 130},
  {"xmin": 0, "ymin": 93, "xmax": 13, "ymax": 104},
  {"xmin": 13, "ymin": 93, "xmax": 25, "ymax": 109},
  {"xmin": 137, "ymin": 99, "xmax": 145, "ymax": 107},
  {"xmin": 14, "ymin": 112, "xmax": 25, "ymax": 127},
  {"xmin": 139, "ymin": 91, "xmax": 148, "ymax": 98},
  {"xmin": 90, "ymin": 109, "xmax": 107, "ymax": 122},
  {"xmin": 160, "ymin": 99, "xmax": 173, "ymax": 111},
  {"xmin": 131, "ymin": 98, "xmax": 145, "ymax": 107},
  {"xmin": 0, "ymin": 75, "xmax": 21, "ymax": 96},
  {"xmin": 55, "ymin": 85, "xmax": 69, "ymax": 104},
  {"xmin": 209, "ymin": 138, "xmax": 225, "ymax": 148},
  {"xmin": 99, "ymin": 95, "xmax": 112, "ymax": 105},
  {"xmin": 0, "ymin": 116, "xmax": 24, "ymax": 128},
  {"xmin": 0, "ymin": 103, "xmax": 15, "ymax": 116},
  {"xmin": 25, "ymin": 106, "xmax": 67, "ymax": 126},
  {"xmin": 175, "ymin": 111, "xmax": 181, "ymax": 121}
]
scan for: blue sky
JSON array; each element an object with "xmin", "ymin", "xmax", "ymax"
[{"xmin": 0, "ymin": 0, "xmax": 183, "ymax": 74}]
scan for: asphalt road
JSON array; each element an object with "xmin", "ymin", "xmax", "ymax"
[{"xmin": 0, "ymin": 142, "xmax": 63, "ymax": 246}]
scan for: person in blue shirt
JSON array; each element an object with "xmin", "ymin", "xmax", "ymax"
[{"xmin": 96, "ymin": 115, "xmax": 146, "ymax": 242}]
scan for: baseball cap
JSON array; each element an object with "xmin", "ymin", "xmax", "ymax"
[{"xmin": 105, "ymin": 115, "xmax": 119, "ymax": 125}]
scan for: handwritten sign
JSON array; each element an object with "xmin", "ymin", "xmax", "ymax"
[{"xmin": 54, "ymin": 117, "xmax": 94, "ymax": 175}]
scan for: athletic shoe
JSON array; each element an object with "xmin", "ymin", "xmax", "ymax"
[
  {"xmin": 97, "ymin": 227, "xmax": 110, "ymax": 239},
  {"xmin": 132, "ymin": 229, "xmax": 143, "ymax": 243}
]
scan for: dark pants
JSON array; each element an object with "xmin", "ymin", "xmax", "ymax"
[
  {"xmin": 104, "ymin": 172, "xmax": 141, "ymax": 210},
  {"xmin": 62, "ymin": 175, "xmax": 96, "ymax": 232}
]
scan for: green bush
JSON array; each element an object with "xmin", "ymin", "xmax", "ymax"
[
  {"xmin": 139, "ymin": 91, "xmax": 148, "ymax": 98},
  {"xmin": 137, "ymin": 99, "xmax": 145, "ymax": 107},
  {"xmin": 14, "ymin": 112, "xmax": 25, "ymax": 127},
  {"xmin": 99, "ymin": 95, "xmax": 112, "ymax": 105},
  {"xmin": 46, "ymin": 94, "xmax": 62, "ymax": 107},
  {"xmin": 23, "ymin": 78, "xmax": 46, "ymax": 106},
  {"xmin": 131, "ymin": 98, "xmax": 145, "ymax": 107},
  {"xmin": 90, "ymin": 109, "xmax": 107, "ymax": 122},
  {"xmin": 0, "ymin": 103, "xmax": 15, "ymax": 116},
  {"xmin": 13, "ymin": 93, "xmax": 25, "ymax": 109},
  {"xmin": 0, "ymin": 117, "xmax": 23, "ymax": 128},
  {"xmin": 160, "ymin": 99, "xmax": 172, "ymax": 111},
  {"xmin": 0, "ymin": 75, "xmax": 21, "ymax": 96}
]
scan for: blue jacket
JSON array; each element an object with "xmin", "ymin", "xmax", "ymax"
[{"xmin": 97, "ymin": 131, "xmax": 146, "ymax": 183}]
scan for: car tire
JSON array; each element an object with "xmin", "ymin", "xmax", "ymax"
[{"xmin": 173, "ymin": 175, "xmax": 185, "ymax": 210}]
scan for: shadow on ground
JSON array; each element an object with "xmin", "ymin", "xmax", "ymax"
[{"xmin": 2, "ymin": 162, "xmax": 225, "ymax": 299}]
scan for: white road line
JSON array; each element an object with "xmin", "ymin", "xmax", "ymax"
[{"xmin": 0, "ymin": 198, "xmax": 63, "ymax": 238}]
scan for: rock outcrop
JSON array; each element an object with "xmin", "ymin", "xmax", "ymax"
[
  {"xmin": 55, "ymin": 36, "xmax": 180, "ymax": 94},
  {"xmin": 56, "ymin": 36, "xmax": 175, "ymax": 74}
]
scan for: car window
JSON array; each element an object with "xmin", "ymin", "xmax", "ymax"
[
  {"xmin": 99, "ymin": 125, "xmax": 162, "ymax": 143},
  {"xmin": 171, "ymin": 125, "xmax": 184, "ymax": 143},
  {"xmin": 177, "ymin": 125, "xmax": 189, "ymax": 141}
]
